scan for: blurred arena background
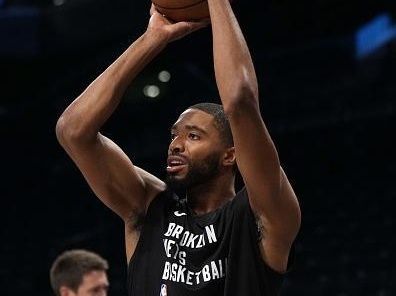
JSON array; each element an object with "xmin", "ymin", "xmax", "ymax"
[{"xmin": 1, "ymin": 0, "xmax": 395, "ymax": 295}]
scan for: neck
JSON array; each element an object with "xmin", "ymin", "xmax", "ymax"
[{"xmin": 186, "ymin": 173, "xmax": 235, "ymax": 215}]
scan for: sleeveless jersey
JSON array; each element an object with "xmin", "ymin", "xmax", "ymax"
[{"xmin": 127, "ymin": 186, "xmax": 289, "ymax": 296}]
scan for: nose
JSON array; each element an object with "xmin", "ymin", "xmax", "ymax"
[{"xmin": 169, "ymin": 136, "xmax": 185, "ymax": 155}]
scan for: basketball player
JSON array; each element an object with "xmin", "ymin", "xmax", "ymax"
[
  {"xmin": 56, "ymin": 0, "xmax": 301, "ymax": 294},
  {"xmin": 50, "ymin": 249, "xmax": 109, "ymax": 296}
]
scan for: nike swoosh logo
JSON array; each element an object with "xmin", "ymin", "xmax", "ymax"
[{"xmin": 174, "ymin": 211, "xmax": 187, "ymax": 217}]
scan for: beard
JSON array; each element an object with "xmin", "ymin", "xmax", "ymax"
[{"xmin": 165, "ymin": 152, "xmax": 221, "ymax": 193}]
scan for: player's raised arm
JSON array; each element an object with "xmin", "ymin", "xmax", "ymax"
[
  {"xmin": 55, "ymin": 10, "xmax": 208, "ymax": 222},
  {"xmin": 207, "ymin": 0, "xmax": 301, "ymax": 272}
]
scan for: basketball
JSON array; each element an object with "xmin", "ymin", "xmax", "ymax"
[{"xmin": 152, "ymin": 0, "xmax": 209, "ymax": 22}]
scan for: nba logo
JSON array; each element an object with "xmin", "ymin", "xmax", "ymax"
[{"xmin": 160, "ymin": 284, "xmax": 167, "ymax": 296}]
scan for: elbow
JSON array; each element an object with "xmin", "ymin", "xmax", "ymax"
[
  {"xmin": 223, "ymin": 81, "xmax": 259, "ymax": 116},
  {"xmin": 222, "ymin": 67, "xmax": 259, "ymax": 116},
  {"xmin": 55, "ymin": 115, "xmax": 74, "ymax": 146},
  {"xmin": 55, "ymin": 114, "xmax": 67, "ymax": 144},
  {"xmin": 55, "ymin": 113, "xmax": 92, "ymax": 146}
]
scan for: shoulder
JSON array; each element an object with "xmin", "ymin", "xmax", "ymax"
[
  {"xmin": 218, "ymin": 186, "xmax": 258, "ymax": 224},
  {"xmin": 230, "ymin": 186, "xmax": 250, "ymax": 210},
  {"xmin": 144, "ymin": 186, "xmax": 181, "ymax": 217}
]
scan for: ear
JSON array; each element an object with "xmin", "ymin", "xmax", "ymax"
[
  {"xmin": 59, "ymin": 286, "xmax": 75, "ymax": 296},
  {"xmin": 222, "ymin": 147, "xmax": 236, "ymax": 168}
]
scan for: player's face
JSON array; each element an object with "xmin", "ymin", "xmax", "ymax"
[
  {"xmin": 70, "ymin": 270, "xmax": 109, "ymax": 296},
  {"xmin": 166, "ymin": 109, "xmax": 226, "ymax": 190}
]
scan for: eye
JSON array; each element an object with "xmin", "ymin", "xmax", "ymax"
[{"xmin": 188, "ymin": 133, "xmax": 200, "ymax": 140}]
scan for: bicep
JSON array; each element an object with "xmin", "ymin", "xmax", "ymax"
[
  {"xmin": 61, "ymin": 133, "xmax": 162, "ymax": 220},
  {"xmin": 228, "ymin": 102, "xmax": 281, "ymax": 209},
  {"xmin": 228, "ymin": 102, "xmax": 300, "ymax": 230},
  {"xmin": 227, "ymin": 103, "xmax": 300, "ymax": 270}
]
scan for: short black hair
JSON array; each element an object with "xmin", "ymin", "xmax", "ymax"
[
  {"xmin": 189, "ymin": 102, "xmax": 233, "ymax": 147},
  {"xmin": 50, "ymin": 249, "xmax": 108, "ymax": 296}
]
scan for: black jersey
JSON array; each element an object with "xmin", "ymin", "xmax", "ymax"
[{"xmin": 127, "ymin": 186, "xmax": 290, "ymax": 296}]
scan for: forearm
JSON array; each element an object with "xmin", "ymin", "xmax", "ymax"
[
  {"xmin": 207, "ymin": 0, "xmax": 258, "ymax": 111},
  {"xmin": 57, "ymin": 32, "xmax": 167, "ymax": 142}
]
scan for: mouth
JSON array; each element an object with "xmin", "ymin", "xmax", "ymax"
[{"xmin": 167, "ymin": 156, "xmax": 188, "ymax": 174}]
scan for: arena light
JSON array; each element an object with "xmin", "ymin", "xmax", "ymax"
[
  {"xmin": 143, "ymin": 85, "xmax": 160, "ymax": 98},
  {"xmin": 355, "ymin": 13, "xmax": 396, "ymax": 59},
  {"xmin": 158, "ymin": 70, "xmax": 171, "ymax": 82}
]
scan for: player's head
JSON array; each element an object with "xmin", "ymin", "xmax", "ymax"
[
  {"xmin": 166, "ymin": 102, "xmax": 236, "ymax": 191},
  {"xmin": 50, "ymin": 249, "xmax": 109, "ymax": 296},
  {"xmin": 189, "ymin": 102, "xmax": 234, "ymax": 147}
]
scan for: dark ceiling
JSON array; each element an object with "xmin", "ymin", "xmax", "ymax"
[{"xmin": 1, "ymin": 1, "xmax": 395, "ymax": 295}]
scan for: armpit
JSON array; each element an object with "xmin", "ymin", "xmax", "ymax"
[
  {"xmin": 255, "ymin": 214, "xmax": 265, "ymax": 242},
  {"xmin": 126, "ymin": 210, "xmax": 146, "ymax": 232}
]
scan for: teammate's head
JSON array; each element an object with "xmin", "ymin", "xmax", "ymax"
[
  {"xmin": 166, "ymin": 102, "xmax": 236, "ymax": 191},
  {"xmin": 50, "ymin": 249, "xmax": 109, "ymax": 296}
]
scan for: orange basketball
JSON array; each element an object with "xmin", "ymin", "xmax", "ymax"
[{"xmin": 153, "ymin": 0, "xmax": 209, "ymax": 22}]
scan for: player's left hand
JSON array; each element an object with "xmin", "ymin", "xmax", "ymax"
[{"xmin": 147, "ymin": 4, "xmax": 210, "ymax": 43}]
